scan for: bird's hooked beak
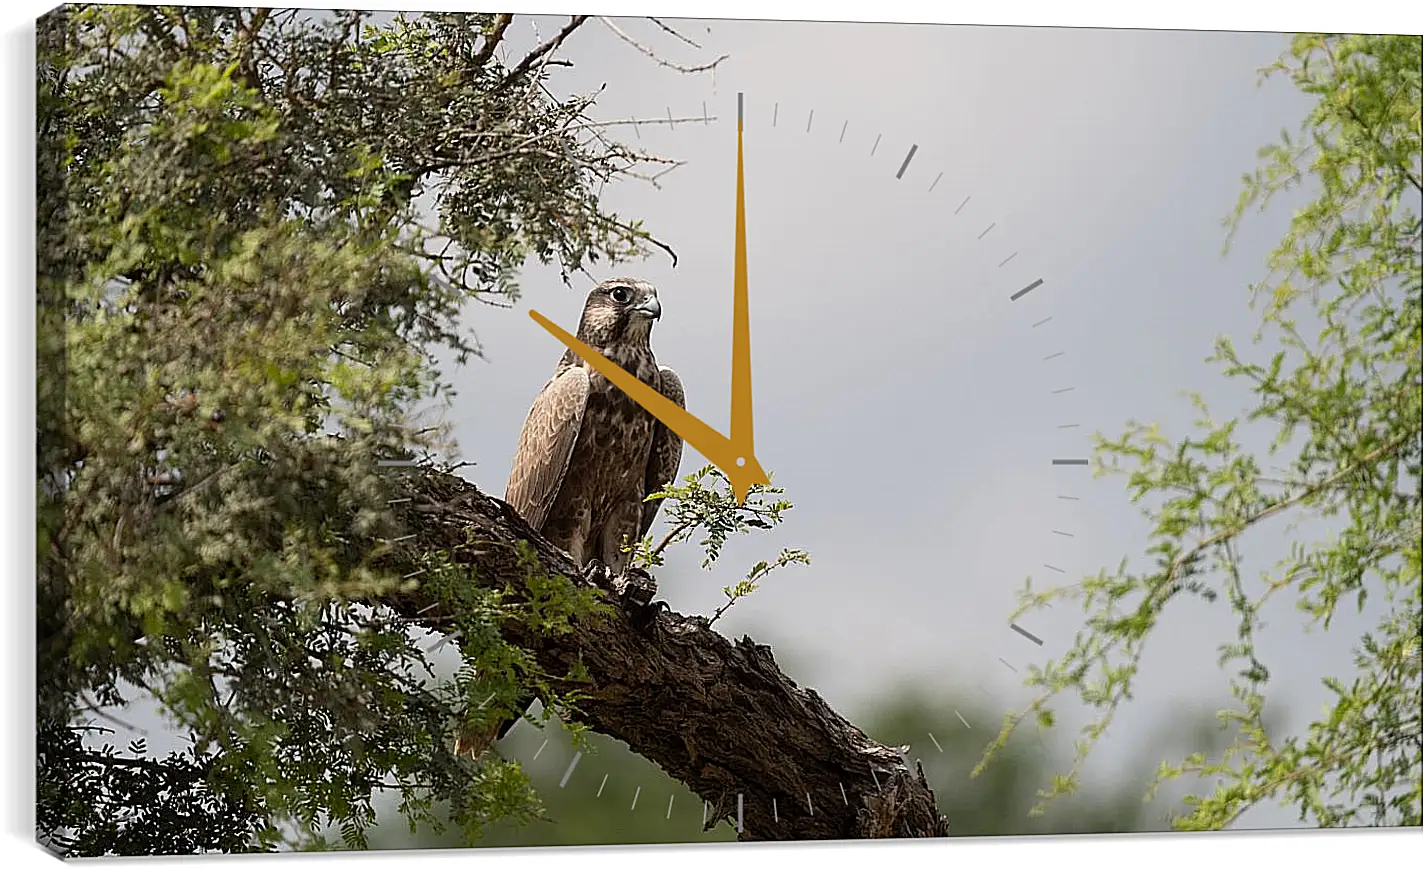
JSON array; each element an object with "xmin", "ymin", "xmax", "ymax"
[{"xmin": 632, "ymin": 294, "xmax": 662, "ymax": 320}]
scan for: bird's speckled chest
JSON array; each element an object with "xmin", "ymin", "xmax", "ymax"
[{"xmin": 564, "ymin": 346, "xmax": 660, "ymax": 508}]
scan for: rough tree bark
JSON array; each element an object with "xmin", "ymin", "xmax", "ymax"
[{"xmin": 378, "ymin": 465, "xmax": 951, "ymax": 842}]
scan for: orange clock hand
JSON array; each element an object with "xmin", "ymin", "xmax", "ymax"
[
  {"xmin": 527, "ymin": 311, "xmax": 769, "ymax": 503},
  {"xmin": 730, "ymin": 93, "xmax": 755, "ymax": 463}
]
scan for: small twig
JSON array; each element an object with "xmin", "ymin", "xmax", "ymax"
[
  {"xmin": 415, "ymin": 115, "xmax": 708, "ymax": 178},
  {"xmin": 597, "ymin": 17, "xmax": 728, "ymax": 74},
  {"xmin": 706, "ymin": 590, "xmax": 741, "ymax": 628},
  {"xmin": 80, "ymin": 696, "xmax": 150, "ymax": 737},
  {"xmin": 589, "ymin": 211, "xmax": 679, "ymax": 268},
  {"xmin": 647, "ymin": 17, "xmax": 703, "ymax": 49},
  {"xmin": 626, "ymin": 160, "xmax": 687, "ymax": 189},
  {"xmin": 650, "ymin": 518, "xmax": 696, "ymax": 560}
]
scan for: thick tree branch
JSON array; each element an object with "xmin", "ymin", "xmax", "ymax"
[
  {"xmin": 377, "ymin": 468, "xmax": 950, "ymax": 841},
  {"xmin": 470, "ymin": 13, "xmax": 514, "ymax": 71},
  {"xmin": 498, "ymin": 15, "xmax": 589, "ymax": 90}
]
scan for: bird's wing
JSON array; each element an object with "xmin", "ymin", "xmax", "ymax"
[
  {"xmin": 503, "ymin": 367, "xmax": 590, "ymax": 532},
  {"xmin": 640, "ymin": 366, "xmax": 686, "ymax": 538}
]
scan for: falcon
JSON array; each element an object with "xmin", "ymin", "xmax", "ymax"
[{"xmin": 454, "ymin": 277, "xmax": 685, "ymax": 759}]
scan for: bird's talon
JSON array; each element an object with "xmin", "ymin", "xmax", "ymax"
[
  {"xmin": 584, "ymin": 559, "xmax": 614, "ymax": 589},
  {"xmin": 614, "ymin": 567, "xmax": 657, "ymax": 609}
]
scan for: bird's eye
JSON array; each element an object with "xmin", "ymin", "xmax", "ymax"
[{"xmin": 608, "ymin": 286, "xmax": 633, "ymax": 304}]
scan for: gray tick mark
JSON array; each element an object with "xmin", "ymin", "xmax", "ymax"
[
  {"xmin": 1011, "ymin": 278, "xmax": 1044, "ymax": 301},
  {"xmin": 896, "ymin": 144, "xmax": 919, "ymax": 179},
  {"xmin": 1052, "ymin": 458, "xmax": 1089, "ymax": 466},
  {"xmin": 558, "ymin": 751, "xmax": 582, "ymax": 788},
  {"xmin": 928, "ymin": 171, "xmax": 943, "ymax": 192},
  {"xmin": 1010, "ymin": 623, "xmax": 1045, "ymax": 646},
  {"xmin": 426, "ymin": 629, "xmax": 461, "ymax": 652}
]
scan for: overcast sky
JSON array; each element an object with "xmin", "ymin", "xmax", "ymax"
[{"xmin": 426, "ymin": 15, "xmax": 1394, "ymax": 830}]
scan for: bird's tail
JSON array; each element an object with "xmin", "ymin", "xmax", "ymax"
[{"xmin": 453, "ymin": 720, "xmax": 502, "ymax": 760}]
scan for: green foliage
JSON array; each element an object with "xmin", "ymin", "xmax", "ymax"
[
  {"xmin": 976, "ymin": 34, "xmax": 1422, "ymax": 829},
  {"xmin": 36, "ymin": 5, "xmax": 683, "ymax": 856},
  {"xmin": 630, "ymin": 464, "xmax": 811, "ymax": 624}
]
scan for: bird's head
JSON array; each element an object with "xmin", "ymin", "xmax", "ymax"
[{"xmin": 576, "ymin": 278, "xmax": 662, "ymax": 347}]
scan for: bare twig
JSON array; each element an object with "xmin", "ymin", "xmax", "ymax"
[
  {"xmin": 598, "ymin": 16, "xmax": 728, "ymax": 74},
  {"xmin": 706, "ymin": 591, "xmax": 740, "ymax": 628},
  {"xmin": 416, "ymin": 114, "xmax": 708, "ymax": 177},
  {"xmin": 648, "ymin": 16, "xmax": 703, "ymax": 50},
  {"xmin": 80, "ymin": 695, "xmax": 150, "ymax": 737},
  {"xmin": 589, "ymin": 210, "xmax": 680, "ymax": 268}
]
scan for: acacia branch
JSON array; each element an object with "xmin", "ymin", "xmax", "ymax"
[
  {"xmin": 376, "ymin": 468, "xmax": 949, "ymax": 841},
  {"xmin": 498, "ymin": 15, "xmax": 589, "ymax": 89},
  {"xmin": 469, "ymin": 13, "xmax": 513, "ymax": 71},
  {"xmin": 1152, "ymin": 430, "xmax": 1414, "ymax": 600}
]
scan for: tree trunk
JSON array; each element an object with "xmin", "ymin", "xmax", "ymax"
[{"xmin": 380, "ymin": 466, "xmax": 951, "ymax": 841}]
